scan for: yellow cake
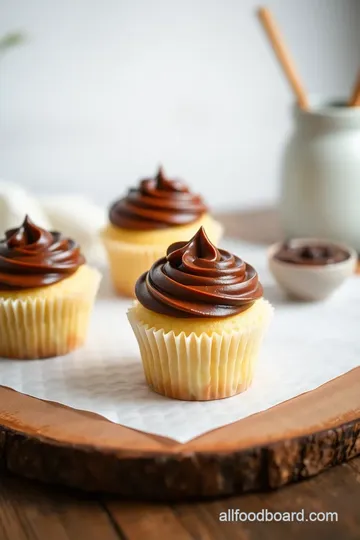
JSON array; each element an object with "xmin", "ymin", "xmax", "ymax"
[
  {"xmin": 128, "ymin": 227, "xmax": 273, "ymax": 401},
  {"xmin": 0, "ymin": 216, "xmax": 101, "ymax": 359},
  {"xmin": 101, "ymin": 167, "xmax": 223, "ymax": 297}
]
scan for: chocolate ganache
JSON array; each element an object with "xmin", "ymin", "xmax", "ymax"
[
  {"xmin": 0, "ymin": 216, "xmax": 85, "ymax": 290},
  {"xmin": 109, "ymin": 166, "xmax": 208, "ymax": 230},
  {"xmin": 135, "ymin": 227, "xmax": 263, "ymax": 317},
  {"xmin": 275, "ymin": 242, "xmax": 350, "ymax": 265}
]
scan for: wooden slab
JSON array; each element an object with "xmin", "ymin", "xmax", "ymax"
[
  {"xmin": 0, "ymin": 208, "xmax": 359, "ymax": 499},
  {"xmin": 0, "ymin": 367, "xmax": 359, "ymax": 500}
]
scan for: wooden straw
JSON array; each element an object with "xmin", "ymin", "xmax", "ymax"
[
  {"xmin": 348, "ymin": 71, "xmax": 360, "ymax": 106},
  {"xmin": 257, "ymin": 7, "xmax": 309, "ymax": 110}
]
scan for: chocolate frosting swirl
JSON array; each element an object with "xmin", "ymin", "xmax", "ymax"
[
  {"xmin": 136, "ymin": 227, "xmax": 263, "ymax": 318},
  {"xmin": 0, "ymin": 216, "xmax": 85, "ymax": 290},
  {"xmin": 109, "ymin": 167, "xmax": 208, "ymax": 230}
]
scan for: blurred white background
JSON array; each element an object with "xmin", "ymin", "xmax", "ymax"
[{"xmin": 0, "ymin": 0, "xmax": 358, "ymax": 210}]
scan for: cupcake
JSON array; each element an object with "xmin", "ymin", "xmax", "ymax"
[
  {"xmin": 0, "ymin": 216, "xmax": 101, "ymax": 359},
  {"xmin": 101, "ymin": 166, "xmax": 223, "ymax": 297},
  {"xmin": 128, "ymin": 227, "xmax": 273, "ymax": 401}
]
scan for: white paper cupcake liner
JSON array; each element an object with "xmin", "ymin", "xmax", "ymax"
[
  {"xmin": 0, "ymin": 271, "xmax": 101, "ymax": 359},
  {"xmin": 128, "ymin": 302, "xmax": 273, "ymax": 401}
]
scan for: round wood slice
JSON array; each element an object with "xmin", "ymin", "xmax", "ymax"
[
  {"xmin": 1, "ymin": 209, "xmax": 359, "ymax": 499},
  {"xmin": 0, "ymin": 368, "xmax": 359, "ymax": 500}
]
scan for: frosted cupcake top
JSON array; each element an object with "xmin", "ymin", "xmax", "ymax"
[
  {"xmin": 135, "ymin": 227, "xmax": 263, "ymax": 318},
  {"xmin": 109, "ymin": 166, "xmax": 208, "ymax": 230},
  {"xmin": 0, "ymin": 216, "xmax": 85, "ymax": 289}
]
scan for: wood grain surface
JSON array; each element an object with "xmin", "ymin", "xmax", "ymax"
[
  {"xmin": 1, "ymin": 458, "xmax": 360, "ymax": 539},
  {"xmin": 0, "ymin": 207, "xmax": 359, "ymax": 500}
]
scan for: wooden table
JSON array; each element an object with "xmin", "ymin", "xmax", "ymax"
[
  {"xmin": 1, "ymin": 207, "xmax": 359, "ymax": 540},
  {"xmin": 1, "ymin": 457, "xmax": 360, "ymax": 540}
]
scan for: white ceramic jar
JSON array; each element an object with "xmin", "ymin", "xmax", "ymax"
[{"xmin": 280, "ymin": 99, "xmax": 360, "ymax": 252}]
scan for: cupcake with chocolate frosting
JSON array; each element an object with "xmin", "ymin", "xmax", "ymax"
[
  {"xmin": 128, "ymin": 227, "xmax": 272, "ymax": 401},
  {"xmin": 101, "ymin": 167, "xmax": 223, "ymax": 297},
  {"xmin": 0, "ymin": 216, "xmax": 101, "ymax": 359}
]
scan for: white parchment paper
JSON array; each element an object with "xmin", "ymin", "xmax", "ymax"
[{"xmin": 0, "ymin": 240, "xmax": 359, "ymax": 443}]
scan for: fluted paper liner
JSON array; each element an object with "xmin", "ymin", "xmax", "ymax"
[
  {"xmin": 102, "ymin": 222, "xmax": 223, "ymax": 298},
  {"xmin": 127, "ymin": 301, "xmax": 273, "ymax": 401},
  {"xmin": 0, "ymin": 269, "xmax": 101, "ymax": 359}
]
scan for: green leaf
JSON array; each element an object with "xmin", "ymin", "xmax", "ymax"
[{"xmin": 0, "ymin": 32, "xmax": 26, "ymax": 51}]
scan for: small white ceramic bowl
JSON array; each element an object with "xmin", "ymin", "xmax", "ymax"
[{"xmin": 268, "ymin": 238, "xmax": 357, "ymax": 301}]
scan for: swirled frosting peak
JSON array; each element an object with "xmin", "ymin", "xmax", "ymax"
[
  {"xmin": 109, "ymin": 166, "xmax": 208, "ymax": 230},
  {"xmin": 0, "ymin": 215, "xmax": 85, "ymax": 290},
  {"xmin": 135, "ymin": 227, "xmax": 263, "ymax": 318}
]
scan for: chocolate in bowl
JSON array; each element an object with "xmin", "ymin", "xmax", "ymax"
[
  {"xmin": 268, "ymin": 238, "xmax": 357, "ymax": 301},
  {"xmin": 275, "ymin": 241, "xmax": 351, "ymax": 266}
]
